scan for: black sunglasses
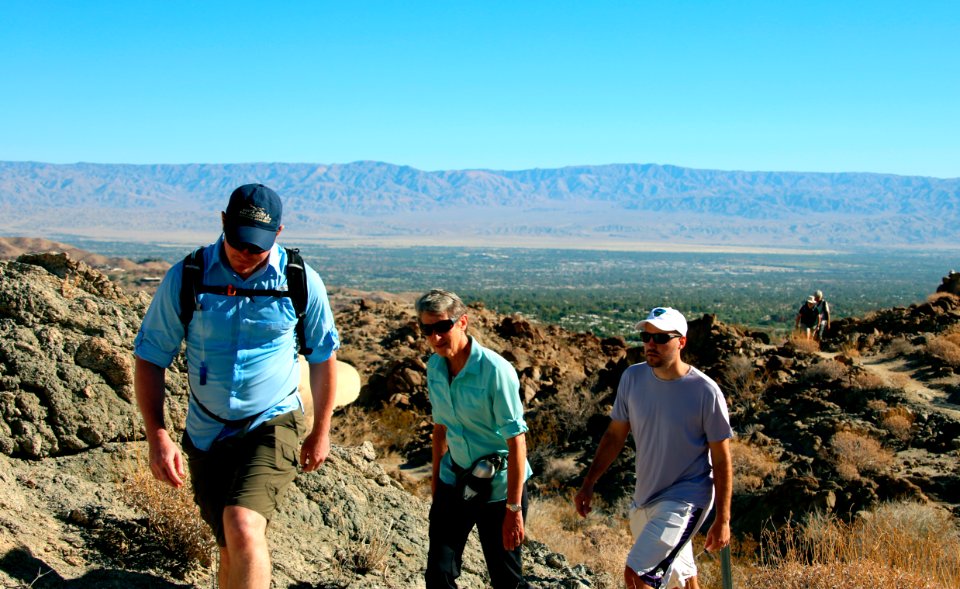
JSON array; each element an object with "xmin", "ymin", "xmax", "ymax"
[
  {"xmin": 640, "ymin": 332, "xmax": 682, "ymax": 344},
  {"xmin": 225, "ymin": 231, "xmax": 267, "ymax": 255},
  {"xmin": 419, "ymin": 318, "xmax": 458, "ymax": 336}
]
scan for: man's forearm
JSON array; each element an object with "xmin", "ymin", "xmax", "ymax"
[
  {"xmin": 309, "ymin": 353, "xmax": 338, "ymax": 435},
  {"xmin": 134, "ymin": 357, "xmax": 168, "ymax": 438},
  {"xmin": 710, "ymin": 439, "xmax": 733, "ymax": 524},
  {"xmin": 583, "ymin": 424, "xmax": 629, "ymax": 486}
]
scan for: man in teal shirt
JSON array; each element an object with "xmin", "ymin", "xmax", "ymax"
[{"xmin": 417, "ymin": 289, "xmax": 532, "ymax": 589}]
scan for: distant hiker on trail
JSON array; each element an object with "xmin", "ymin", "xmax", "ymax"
[
  {"xmin": 416, "ymin": 289, "xmax": 533, "ymax": 589},
  {"xmin": 574, "ymin": 307, "xmax": 733, "ymax": 589},
  {"xmin": 814, "ymin": 289, "xmax": 831, "ymax": 340},
  {"xmin": 134, "ymin": 184, "xmax": 340, "ymax": 589},
  {"xmin": 794, "ymin": 295, "xmax": 820, "ymax": 339}
]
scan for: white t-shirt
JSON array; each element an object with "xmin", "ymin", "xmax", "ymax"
[{"xmin": 611, "ymin": 363, "xmax": 733, "ymax": 509}]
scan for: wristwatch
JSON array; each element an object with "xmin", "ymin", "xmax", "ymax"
[{"xmin": 506, "ymin": 502, "xmax": 522, "ymax": 513}]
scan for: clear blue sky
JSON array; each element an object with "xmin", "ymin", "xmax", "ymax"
[{"xmin": 2, "ymin": 1, "xmax": 958, "ymax": 177}]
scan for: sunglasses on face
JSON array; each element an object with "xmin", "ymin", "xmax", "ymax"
[
  {"xmin": 418, "ymin": 318, "xmax": 458, "ymax": 336},
  {"xmin": 640, "ymin": 332, "xmax": 682, "ymax": 344}
]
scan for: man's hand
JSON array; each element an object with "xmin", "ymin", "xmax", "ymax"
[
  {"xmin": 704, "ymin": 518, "xmax": 731, "ymax": 552},
  {"xmin": 300, "ymin": 429, "xmax": 330, "ymax": 472},
  {"xmin": 502, "ymin": 509, "xmax": 525, "ymax": 551},
  {"xmin": 574, "ymin": 483, "xmax": 594, "ymax": 517},
  {"xmin": 148, "ymin": 429, "xmax": 185, "ymax": 488}
]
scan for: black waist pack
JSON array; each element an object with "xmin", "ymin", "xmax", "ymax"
[{"xmin": 452, "ymin": 453, "xmax": 505, "ymax": 503}]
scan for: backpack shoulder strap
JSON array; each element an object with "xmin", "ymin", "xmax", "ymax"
[
  {"xmin": 284, "ymin": 247, "xmax": 313, "ymax": 356},
  {"xmin": 178, "ymin": 246, "xmax": 206, "ymax": 334}
]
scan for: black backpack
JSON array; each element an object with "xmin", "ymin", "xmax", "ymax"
[{"xmin": 178, "ymin": 246, "xmax": 313, "ymax": 356}]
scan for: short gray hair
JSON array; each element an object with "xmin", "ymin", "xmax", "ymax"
[{"xmin": 415, "ymin": 288, "xmax": 467, "ymax": 319}]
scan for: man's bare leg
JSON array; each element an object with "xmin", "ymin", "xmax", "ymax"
[{"xmin": 222, "ymin": 506, "xmax": 270, "ymax": 589}]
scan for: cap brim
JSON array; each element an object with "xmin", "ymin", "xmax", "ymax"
[
  {"xmin": 229, "ymin": 225, "xmax": 277, "ymax": 251},
  {"xmin": 635, "ymin": 318, "xmax": 687, "ymax": 336}
]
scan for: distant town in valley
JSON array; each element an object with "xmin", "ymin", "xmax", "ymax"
[{"xmin": 59, "ymin": 237, "xmax": 950, "ymax": 342}]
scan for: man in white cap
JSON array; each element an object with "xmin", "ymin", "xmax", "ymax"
[{"xmin": 574, "ymin": 307, "xmax": 733, "ymax": 589}]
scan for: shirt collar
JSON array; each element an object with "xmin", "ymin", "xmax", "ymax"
[
  {"xmin": 460, "ymin": 336, "xmax": 483, "ymax": 376},
  {"xmin": 212, "ymin": 234, "xmax": 283, "ymax": 280}
]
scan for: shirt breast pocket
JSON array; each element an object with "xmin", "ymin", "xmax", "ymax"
[
  {"xmin": 243, "ymin": 297, "xmax": 297, "ymax": 344},
  {"xmin": 456, "ymin": 385, "xmax": 492, "ymax": 419}
]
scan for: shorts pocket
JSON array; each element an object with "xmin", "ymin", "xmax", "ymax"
[
  {"xmin": 274, "ymin": 412, "xmax": 303, "ymax": 468},
  {"xmin": 659, "ymin": 511, "xmax": 686, "ymax": 546}
]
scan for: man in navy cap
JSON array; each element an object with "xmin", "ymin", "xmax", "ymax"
[
  {"xmin": 574, "ymin": 307, "xmax": 732, "ymax": 589},
  {"xmin": 134, "ymin": 184, "xmax": 340, "ymax": 589}
]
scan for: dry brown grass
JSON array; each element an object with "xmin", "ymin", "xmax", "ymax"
[
  {"xmin": 744, "ymin": 560, "xmax": 936, "ymax": 588},
  {"xmin": 743, "ymin": 502, "xmax": 960, "ymax": 589},
  {"xmin": 118, "ymin": 448, "xmax": 214, "ymax": 567},
  {"xmin": 526, "ymin": 494, "xmax": 629, "ymax": 587},
  {"xmin": 730, "ymin": 439, "xmax": 785, "ymax": 493},
  {"xmin": 838, "ymin": 338, "xmax": 861, "ymax": 358},
  {"xmin": 829, "ymin": 430, "xmax": 894, "ymax": 480},
  {"xmin": 789, "ymin": 332, "xmax": 820, "ymax": 353},
  {"xmin": 334, "ymin": 519, "xmax": 396, "ymax": 578}
]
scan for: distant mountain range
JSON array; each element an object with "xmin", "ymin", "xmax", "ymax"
[{"xmin": 0, "ymin": 160, "xmax": 957, "ymax": 249}]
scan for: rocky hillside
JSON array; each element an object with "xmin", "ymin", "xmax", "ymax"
[
  {"xmin": 1, "ymin": 250, "xmax": 958, "ymax": 587},
  {"xmin": 0, "ymin": 254, "xmax": 602, "ymax": 588},
  {"xmin": 335, "ymin": 275, "xmax": 960, "ymax": 540}
]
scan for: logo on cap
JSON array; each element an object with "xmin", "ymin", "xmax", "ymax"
[{"xmin": 237, "ymin": 205, "xmax": 273, "ymax": 225}]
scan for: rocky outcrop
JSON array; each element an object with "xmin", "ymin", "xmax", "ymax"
[{"xmin": 0, "ymin": 254, "xmax": 178, "ymax": 459}]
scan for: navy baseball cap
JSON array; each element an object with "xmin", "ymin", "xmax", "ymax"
[{"xmin": 224, "ymin": 184, "xmax": 282, "ymax": 251}]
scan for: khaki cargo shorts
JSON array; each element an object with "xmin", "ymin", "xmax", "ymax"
[{"xmin": 182, "ymin": 410, "xmax": 303, "ymax": 546}]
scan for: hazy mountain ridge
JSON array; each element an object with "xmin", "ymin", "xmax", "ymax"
[{"xmin": 1, "ymin": 161, "xmax": 957, "ymax": 246}]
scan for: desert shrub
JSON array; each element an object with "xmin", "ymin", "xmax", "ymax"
[
  {"xmin": 884, "ymin": 336, "xmax": 915, "ymax": 356},
  {"xmin": 721, "ymin": 354, "xmax": 757, "ymax": 399},
  {"xmin": 926, "ymin": 327, "xmax": 960, "ymax": 367},
  {"xmin": 800, "ymin": 360, "xmax": 846, "ymax": 383},
  {"xmin": 731, "ymin": 439, "xmax": 784, "ymax": 493},
  {"xmin": 829, "ymin": 430, "xmax": 893, "ymax": 480},
  {"xmin": 879, "ymin": 405, "xmax": 915, "ymax": 441},
  {"xmin": 845, "ymin": 368, "xmax": 885, "ymax": 391},
  {"xmin": 526, "ymin": 387, "xmax": 602, "ymax": 457},
  {"xmin": 118, "ymin": 449, "xmax": 214, "ymax": 567}
]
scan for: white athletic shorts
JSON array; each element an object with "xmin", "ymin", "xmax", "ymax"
[{"xmin": 627, "ymin": 499, "xmax": 711, "ymax": 589}]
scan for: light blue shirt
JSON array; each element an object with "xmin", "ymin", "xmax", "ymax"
[
  {"xmin": 134, "ymin": 236, "xmax": 340, "ymax": 450},
  {"xmin": 427, "ymin": 336, "xmax": 532, "ymax": 502}
]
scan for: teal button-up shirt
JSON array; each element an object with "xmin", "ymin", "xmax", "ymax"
[{"xmin": 428, "ymin": 336, "xmax": 532, "ymax": 502}]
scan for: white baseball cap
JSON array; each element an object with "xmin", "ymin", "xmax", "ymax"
[{"xmin": 636, "ymin": 307, "xmax": 688, "ymax": 336}]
